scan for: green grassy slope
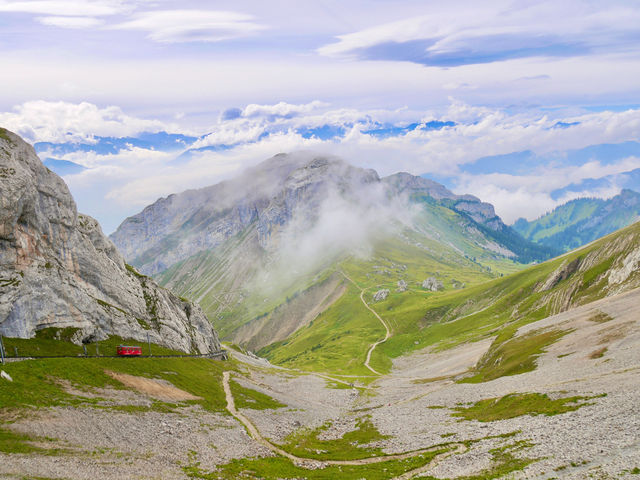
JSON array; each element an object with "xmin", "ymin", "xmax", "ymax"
[
  {"xmin": 258, "ymin": 232, "xmax": 517, "ymax": 375},
  {"xmin": 378, "ymin": 220, "xmax": 640, "ymax": 371},
  {"xmin": 157, "ymin": 196, "xmax": 528, "ymax": 352},
  {"xmin": 262, "ymin": 220, "xmax": 640, "ymax": 376},
  {"xmin": 0, "ymin": 354, "xmax": 232, "ymax": 414}
]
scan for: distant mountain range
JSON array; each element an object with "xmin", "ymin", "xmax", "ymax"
[
  {"xmin": 513, "ymin": 189, "xmax": 640, "ymax": 252},
  {"xmin": 110, "ymin": 153, "xmax": 555, "ymax": 350}
]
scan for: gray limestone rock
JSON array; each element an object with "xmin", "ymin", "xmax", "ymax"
[
  {"xmin": 422, "ymin": 277, "xmax": 444, "ymax": 291},
  {"xmin": 373, "ymin": 289, "xmax": 390, "ymax": 302},
  {"xmin": 397, "ymin": 279, "xmax": 408, "ymax": 292},
  {"xmin": 0, "ymin": 128, "xmax": 220, "ymax": 354},
  {"xmin": 382, "ymin": 172, "xmax": 503, "ymax": 230}
]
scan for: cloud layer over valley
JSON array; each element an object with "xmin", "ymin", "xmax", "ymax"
[{"xmin": 2, "ymin": 99, "xmax": 639, "ymax": 233}]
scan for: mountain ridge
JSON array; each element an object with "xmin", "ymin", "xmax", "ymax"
[
  {"xmin": 111, "ymin": 153, "xmax": 553, "ymax": 276},
  {"xmin": 110, "ymin": 152, "xmax": 555, "ymax": 350}
]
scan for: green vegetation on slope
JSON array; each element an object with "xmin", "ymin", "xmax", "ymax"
[
  {"xmin": 262, "ymin": 220, "xmax": 640, "ymax": 379},
  {"xmin": 513, "ymin": 190, "xmax": 640, "ymax": 252},
  {"xmin": 1, "ymin": 330, "xmax": 185, "ymax": 358},
  {"xmin": 183, "ymin": 431, "xmax": 534, "ymax": 480},
  {"xmin": 456, "ymin": 440, "xmax": 536, "ymax": 480},
  {"xmin": 0, "ymin": 356, "xmax": 232, "ymax": 413},
  {"xmin": 0, "ymin": 427, "xmax": 67, "ymax": 455},
  {"xmin": 230, "ymin": 379, "xmax": 286, "ymax": 410},
  {"xmin": 260, "ymin": 283, "xmax": 385, "ymax": 376},
  {"xmin": 280, "ymin": 416, "xmax": 390, "ymax": 461},
  {"xmin": 460, "ymin": 328, "xmax": 571, "ymax": 383},
  {"xmin": 183, "ymin": 449, "xmax": 447, "ymax": 480},
  {"xmin": 452, "ymin": 392, "xmax": 603, "ymax": 422},
  {"xmin": 258, "ymin": 231, "xmax": 520, "ymax": 376},
  {"xmin": 371, "ymin": 221, "xmax": 640, "ymax": 376}
]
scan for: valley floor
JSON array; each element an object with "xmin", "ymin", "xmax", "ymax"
[{"xmin": 2, "ymin": 288, "xmax": 640, "ymax": 479}]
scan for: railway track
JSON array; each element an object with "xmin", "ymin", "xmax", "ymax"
[{"xmin": 1, "ymin": 350, "xmax": 228, "ymax": 361}]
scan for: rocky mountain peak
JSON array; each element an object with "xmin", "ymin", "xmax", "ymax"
[
  {"xmin": 382, "ymin": 171, "xmax": 502, "ymax": 230},
  {"xmin": 110, "ymin": 151, "xmax": 542, "ymax": 278}
]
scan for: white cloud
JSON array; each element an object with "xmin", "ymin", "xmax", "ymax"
[
  {"xmin": 37, "ymin": 15, "xmax": 103, "ymax": 28},
  {"xmin": 0, "ymin": 100, "xmax": 175, "ymax": 143},
  {"xmin": 193, "ymin": 101, "xmax": 332, "ymax": 148},
  {"xmin": 111, "ymin": 10, "xmax": 266, "ymax": 43},
  {"xmin": 191, "ymin": 124, "xmax": 266, "ymax": 149},
  {"xmin": 99, "ymin": 103, "xmax": 640, "ymax": 224},
  {"xmin": 0, "ymin": 0, "xmax": 130, "ymax": 16},
  {"xmin": 318, "ymin": 1, "xmax": 640, "ymax": 65},
  {"xmin": 242, "ymin": 101, "xmax": 328, "ymax": 118}
]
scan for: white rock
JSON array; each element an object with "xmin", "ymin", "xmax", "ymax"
[
  {"xmin": 373, "ymin": 289, "xmax": 390, "ymax": 302},
  {"xmin": 609, "ymin": 246, "xmax": 640, "ymax": 285},
  {"xmin": 422, "ymin": 277, "xmax": 444, "ymax": 291}
]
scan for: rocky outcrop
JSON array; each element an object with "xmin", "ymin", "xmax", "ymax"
[
  {"xmin": 396, "ymin": 279, "xmax": 407, "ymax": 292},
  {"xmin": 0, "ymin": 128, "xmax": 220, "ymax": 353},
  {"xmin": 537, "ymin": 258, "xmax": 582, "ymax": 292},
  {"xmin": 453, "ymin": 200, "xmax": 503, "ymax": 230},
  {"xmin": 373, "ymin": 289, "xmax": 390, "ymax": 302},
  {"xmin": 608, "ymin": 246, "xmax": 640, "ymax": 286},
  {"xmin": 422, "ymin": 277, "xmax": 444, "ymax": 291}
]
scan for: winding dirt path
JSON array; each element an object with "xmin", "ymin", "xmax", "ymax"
[
  {"xmin": 340, "ymin": 271, "xmax": 392, "ymax": 375},
  {"xmin": 222, "ymin": 371, "xmax": 466, "ymax": 473},
  {"xmin": 361, "ymin": 288, "xmax": 391, "ymax": 375}
]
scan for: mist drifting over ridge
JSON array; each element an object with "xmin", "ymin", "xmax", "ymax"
[
  {"xmin": 110, "ymin": 151, "xmax": 553, "ymax": 309},
  {"xmin": 249, "ymin": 155, "xmax": 423, "ymax": 295},
  {"xmin": 110, "ymin": 151, "xmax": 468, "ymax": 278}
]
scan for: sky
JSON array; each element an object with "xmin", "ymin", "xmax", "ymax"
[{"xmin": 1, "ymin": 0, "xmax": 640, "ymax": 233}]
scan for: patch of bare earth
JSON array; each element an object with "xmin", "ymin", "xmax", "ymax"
[{"xmin": 104, "ymin": 370, "xmax": 202, "ymax": 402}]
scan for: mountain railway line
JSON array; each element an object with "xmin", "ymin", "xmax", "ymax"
[{"xmin": 0, "ymin": 350, "xmax": 228, "ymax": 362}]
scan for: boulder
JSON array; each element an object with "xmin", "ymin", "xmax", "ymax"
[
  {"xmin": 422, "ymin": 277, "xmax": 444, "ymax": 291},
  {"xmin": 373, "ymin": 289, "xmax": 390, "ymax": 302}
]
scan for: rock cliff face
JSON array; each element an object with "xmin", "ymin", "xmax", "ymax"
[
  {"xmin": 0, "ymin": 128, "xmax": 220, "ymax": 353},
  {"xmin": 112, "ymin": 154, "xmax": 381, "ymax": 275}
]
